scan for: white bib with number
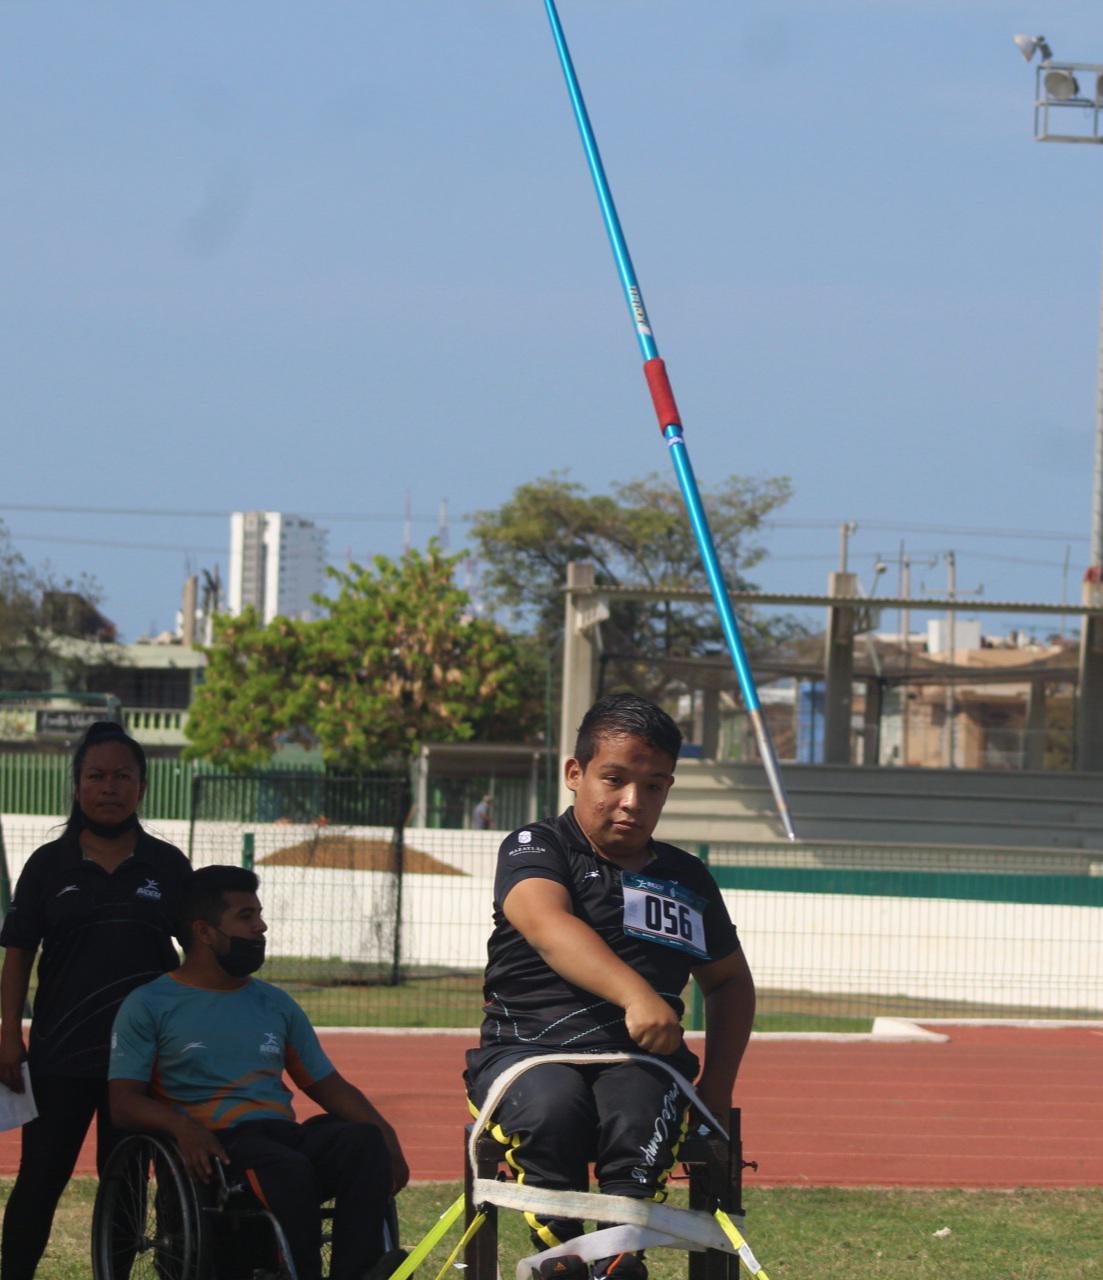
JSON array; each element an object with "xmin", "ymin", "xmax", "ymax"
[{"xmin": 621, "ymin": 873, "xmax": 708, "ymax": 960}]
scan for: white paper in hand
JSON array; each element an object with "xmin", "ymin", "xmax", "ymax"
[{"xmin": 0, "ymin": 1065, "xmax": 37, "ymax": 1131}]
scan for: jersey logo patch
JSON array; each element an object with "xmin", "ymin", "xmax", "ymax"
[
  {"xmin": 583, "ymin": 870, "xmax": 601, "ymax": 880},
  {"xmin": 259, "ymin": 1032, "xmax": 281, "ymax": 1055},
  {"xmin": 56, "ymin": 884, "xmax": 80, "ymax": 897},
  {"xmin": 135, "ymin": 879, "xmax": 162, "ymax": 901}
]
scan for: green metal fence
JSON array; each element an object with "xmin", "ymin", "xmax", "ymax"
[{"xmin": 0, "ymin": 752, "xmax": 323, "ymax": 821}]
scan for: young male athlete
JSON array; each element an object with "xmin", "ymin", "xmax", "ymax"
[
  {"xmin": 465, "ymin": 694, "xmax": 756, "ymax": 1280},
  {"xmin": 108, "ymin": 865, "xmax": 408, "ymax": 1280}
]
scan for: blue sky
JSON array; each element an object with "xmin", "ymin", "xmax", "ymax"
[{"xmin": 2, "ymin": 0, "xmax": 1100, "ymax": 641}]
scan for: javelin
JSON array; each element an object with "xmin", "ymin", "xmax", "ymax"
[{"xmin": 542, "ymin": 0, "xmax": 797, "ymax": 841}]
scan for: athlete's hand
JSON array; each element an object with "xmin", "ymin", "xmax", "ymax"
[
  {"xmin": 384, "ymin": 1131, "xmax": 410, "ymax": 1195},
  {"xmin": 624, "ymin": 991, "xmax": 683, "ymax": 1055},
  {"xmin": 175, "ymin": 1119, "xmax": 229, "ymax": 1183},
  {"xmin": 0, "ymin": 1031, "xmax": 26, "ymax": 1093}
]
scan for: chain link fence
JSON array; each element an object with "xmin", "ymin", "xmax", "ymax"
[{"xmin": 2, "ymin": 772, "xmax": 1101, "ymax": 1030}]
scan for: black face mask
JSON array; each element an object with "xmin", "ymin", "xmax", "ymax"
[
  {"xmin": 214, "ymin": 931, "xmax": 266, "ymax": 978},
  {"xmin": 79, "ymin": 811, "xmax": 140, "ymax": 840}
]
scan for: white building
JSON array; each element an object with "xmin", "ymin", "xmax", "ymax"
[{"xmin": 228, "ymin": 512, "xmax": 327, "ymax": 624}]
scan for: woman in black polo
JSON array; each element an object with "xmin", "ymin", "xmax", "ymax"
[{"xmin": 0, "ymin": 721, "xmax": 192, "ymax": 1280}]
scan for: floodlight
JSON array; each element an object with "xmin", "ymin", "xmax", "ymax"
[
  {"xmin": 1013, "ymin": 33, "xmax": 1053, "ymax": 63},
  {"xmin": 1045, "ymin": 68, "xmax": 1081, "ymax": 101}
]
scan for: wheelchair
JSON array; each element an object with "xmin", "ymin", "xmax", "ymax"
[
  {"xmin": 462, "ymin": 1107, "xmax": 753, "ymax": 1280},
  {"xmin": 438, "ymin": 1052, "xmax": 769, "ymax": 1280},
  {"xmin": 91, "ymin": 1131, "xmax": 399, "ymax": 1280}
]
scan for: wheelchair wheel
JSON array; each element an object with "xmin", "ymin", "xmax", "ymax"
[{"xmin": 92, "ymin": 1133, "xmax": 207, "ymax": 1280}]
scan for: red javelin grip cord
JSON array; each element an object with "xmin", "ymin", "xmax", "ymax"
[{"xmin": 644, "ymin": 357, "xmax": 681, "ymax": 432}]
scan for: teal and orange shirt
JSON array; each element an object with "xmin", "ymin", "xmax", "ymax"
[{"xmin": 109, "ymin": 973, "xmax": 335, "ymax": 1131}]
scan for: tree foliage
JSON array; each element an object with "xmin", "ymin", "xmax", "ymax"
[
  {"xmin": 185, "ymin": 545, "xmax": 536, "ymax": 771},
  {"xmin": 469, "ymin": 471, "xmax": 807, "ymax": 668},
  {"xmin": 0, "ymin": 520, "xmax": 112, "ymax": 689}
]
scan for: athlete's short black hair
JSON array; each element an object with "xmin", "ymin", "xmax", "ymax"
[
  {"xmin": 573, "ymin": 693, "xmax": 682, "ymax": 770},
  {"xmin": 179, "ymin": 865, "xmax": 259, "ymax": 952}
]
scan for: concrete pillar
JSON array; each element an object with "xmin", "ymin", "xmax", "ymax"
[
  {"xmin": 862, "ymin": 679, "xmax": 883, "ymax": 767},
  {"xmin": 1024, "ymin": 681, "xmax": 1047, "ymax": 771},
  {"xmin": 181, "ymin": 575, "xmax": 198, "ymax": 647},
  {"xmin": 697, "ymin": 687, "xmax": 721, "ymax": 759},
  {"xmin": 528, "ymin": 752, "xmax": 540, "ymax": 824},
  {"xmin": 1077, "ymin": 574, "xmax": 1103, "ymax": 771},
  {"xmin": 558, "ymin": 562, "xmax": 603, "ymax": 809},
  {"xmin": 823, "ymin": 571, "xmax": 859, "ymax": 764}
]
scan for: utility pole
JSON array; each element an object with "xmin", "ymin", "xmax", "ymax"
[
  {"xmin": 899, "ymin": 542, "xmax": 911, "ymax": 765},
  {"xmin": 945, "ymin": 551, "xmax": 957, "ymax": 769}
]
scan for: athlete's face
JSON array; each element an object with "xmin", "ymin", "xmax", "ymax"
[
  {"xmin": 565, "ymin": 733, "xmax": 675, "ymax": 864},
  {"xmin": 213, "ymin": 891, "xmax": 268, "ymax": 943},
  {"xmin": 76, "ymin": 741, "xmax": 146, "ymax": 825}
]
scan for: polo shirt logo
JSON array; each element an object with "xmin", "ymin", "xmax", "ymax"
[{"xmin": 135, "ymin": 879, "xmax": 162, "ymax": 901}]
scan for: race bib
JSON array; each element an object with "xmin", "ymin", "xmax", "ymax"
[{"xmin": 621, "ymin": 873, "xmax": 709, "ymax": 960}]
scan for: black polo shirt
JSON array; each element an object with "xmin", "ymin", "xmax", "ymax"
[
  {"xmin": 473, "ymin": 808, "xmax": 739, "ymax": 1075},
  {"xmin": 0, "ymin": 830, "xmax": 192, "ymax": 1077}
]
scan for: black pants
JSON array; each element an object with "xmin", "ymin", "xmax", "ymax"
[
  {"xmin": 1, "ymin": 1072, "xmax": 120, "ymax": 1280},
  {"xmin": 220, "ymin": 1115, "xmax": 392, "ymax": 1280},
  {"xmin": 467, "ymin": 1055, "xmax": 689, "ymax": 1248}
]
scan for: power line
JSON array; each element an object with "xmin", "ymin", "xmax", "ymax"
[
  {"xmin": 1, "ymin": 502, "xmax": 1090, "ymax": 544},
  {"xmin": 0, "ymin": 502, "xmax": 455, "ymax": 523},
  {"xmin": 766, "ymin": 518, "xmax": 1089, "ymax": 543},
  {"xmin": 10, "ymin": 532, "xmax": 224, "ymax": 554}
]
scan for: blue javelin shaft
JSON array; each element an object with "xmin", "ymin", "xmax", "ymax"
[{"xmin": 543, "ymin": 0, "xmax": 797, "ymax": 840}]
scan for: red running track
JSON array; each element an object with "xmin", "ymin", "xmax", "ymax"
[{"xmin": 3, "ymin": 1025, "xmax": 1100, "ymax": 1187}]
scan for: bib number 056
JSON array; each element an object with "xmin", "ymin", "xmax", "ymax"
[{"xmin": 645, "ymin": 895, "xmax": 694, "ymax": 941}]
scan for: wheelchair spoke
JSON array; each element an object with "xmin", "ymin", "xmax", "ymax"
[{"xmin": 93, "ymin": 1135, "xmax": 199, "ymax": 1280}]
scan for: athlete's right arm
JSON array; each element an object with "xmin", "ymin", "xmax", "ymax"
[
  {"xmin": 502, "ymin": 877, "xmax": 682, "ymax": 1055},
  {"xmin": 0, "ymin": 947, "xmax": 34, "ymax": 1092},
  {"xmin": 109, "ymin": 1079, "xmax": 229, "ymax": 1181}
]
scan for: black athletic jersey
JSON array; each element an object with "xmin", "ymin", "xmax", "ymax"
[
  {"xmin": 0, "ymin": 830, "xmax": 192, "ymax": 1077},
  {"xmin": 475, "ymin": 808, "xmax": 739, "ymax": 1064}
]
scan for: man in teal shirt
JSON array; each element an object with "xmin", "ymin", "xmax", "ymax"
[{"xmin": 110, "ymin": 865, "xmax": 407, "ymax": 1280}]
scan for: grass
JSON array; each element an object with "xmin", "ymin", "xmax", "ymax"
[{"xmin": 20, "ymin": 1180, "xmax": 1103, "ymax": 1280}]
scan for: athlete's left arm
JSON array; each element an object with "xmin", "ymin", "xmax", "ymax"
[
  {"xmin": 303, "ymin": 1071, "xmax": 410, "ymax": 1193},
  {"xmin": 690, "ymin": 947, "xmax": 756, "ymax": 1123}
]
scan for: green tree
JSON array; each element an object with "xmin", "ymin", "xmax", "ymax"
[
  {"xmin": 185, "ymin": 545, "xmax": 535, "ymax": 770},
  {"xmin": 470, "ymin": 471, "xmax": 806, "ymax": 671},
  {"xmin": 0, "ymin": 520, "xmax": 112, "ymax": 690}
]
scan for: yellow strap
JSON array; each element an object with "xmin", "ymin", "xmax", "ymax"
[
  {"xmin": 715, "ymin": 1209, "xmax": 770, "ymax": 1280},
  {"xmin": 431, "ymin": 1211, "xmax": 487, "ymax": 1280},
  {"xmin": 388, "ymin": 1194, "xmax": 466, "ymax": 1280}
]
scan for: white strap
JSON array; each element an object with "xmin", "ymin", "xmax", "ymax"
[
  {"xmin": 468, "ymin": 1051, "xmax": 727, "ymax": 1174},
  {"xmin": 468, "ymin": 1052, "xmax": 738, "ymax": 1280}
]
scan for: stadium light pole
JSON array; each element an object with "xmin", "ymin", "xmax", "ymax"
[
  {"xmin": 1015, "ymin": 34, "xmax": 1103, "ymax": 770},
  {"xmin": 1014, "ymin": 35, "xmax": 1103, "ymax": 575}
]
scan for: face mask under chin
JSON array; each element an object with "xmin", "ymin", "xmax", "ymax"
[{"xmin": 214, "ymin": 932, "xmax": 266, "ymax": 977}]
